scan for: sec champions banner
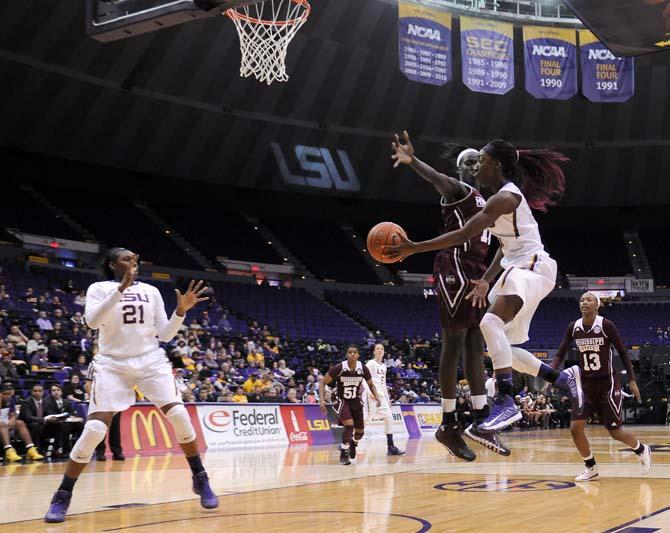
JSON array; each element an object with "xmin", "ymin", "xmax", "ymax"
[
  {"xmin": 460, "ymin": 16, "xmax": 514, "ymax": 95},
  {"xmin": 579, "ymin": 30, "xmax": 635, "ymax": 103},
  {"xmin": 398, "ymin": 2, "xmax": 452, "ymax": 86},
  {"xmin": 523, "ymin": 26, "xmax": 577, "ymax": 100}
]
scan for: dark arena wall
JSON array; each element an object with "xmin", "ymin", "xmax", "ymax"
[{"xmin": 2, "ymin": 0, "xmax": 670, "ymax": 206}]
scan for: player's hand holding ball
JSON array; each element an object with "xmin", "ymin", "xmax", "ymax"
[
  {"xmin": 367, "ymin": 222, "xmax": 416, "ymax": 263},
  {"xmin": 175, "ymin": 280, "xmax": 209, "ymax": 317}
]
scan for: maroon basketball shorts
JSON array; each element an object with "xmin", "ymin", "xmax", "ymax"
[
  {"xmin": 332, "ymin": 397, "xmax": 365, "ymax": 428},
  {"xmin": 433, "ymin": 251, "xmax": 487, "ymax": 331},
  {"xmin": 571, "ymin": 376, "xmax": 623, "ymax": 429}
]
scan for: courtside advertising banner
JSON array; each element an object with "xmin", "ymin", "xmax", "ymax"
[
  {"xmin": 412, "ymin": 404, "xmax": 443, "ymax": 434},
  {"xmin": 523, "ymin": 26, "xmax": 577, "ymax": 100},
  {"xmin": 280, "ymin": 404, "xmax": 312, "ymax": 445},
  {"xmin": 197, "ymin": 404, "xmax": 288, "ymax": 449},
  {"xmin": 460, "ymin": 16, "xmax": 514, "ymax": 94},
  {"xmin": 364, "ymin": 405, "xmax": 410, "ymax": 439},
  {"xmin": 398, "ymin": 2, "xmax": 452, "ymax": 86},
  {"xmin": 579, "ymin": 30, "xmax": 635, "ymax": 103}
]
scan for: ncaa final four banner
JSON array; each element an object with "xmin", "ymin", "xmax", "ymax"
[
  {"xmin": 460, "ymin": 16, "xmax": 514, "ymax": 95},
  {"xmin": 398, "ymin": 2, "xmax": 452, "ymax": 86},
  {"xmin": 523, "ymin": 26, "xmax": 577, "ymax": 100},
  {"xmin": 579, "ymin": 30, "xmax": 635, "ymax": 103}
]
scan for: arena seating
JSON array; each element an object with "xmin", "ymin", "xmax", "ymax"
[
  {"xmin": 640, "ymin": 229, "xmax": 670, "ymax": 286},
  {"xmin": 151, "ymin": 205, "xmax": 283, "ymax": 265},
  {"xmin": 264, "ymin": 218, "xmax": 380, "ymax": 283}
]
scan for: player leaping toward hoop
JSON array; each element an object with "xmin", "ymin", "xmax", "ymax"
[
  {"xmin": 385, "ymin": 139, "xmax": 584, "ymax": 433},
  {"xmin": 392, "ymin": 132, "xmax": 509, "ymax": 459},
  {"xmin": 45, "ymin": 248, "xmax": 218, "ymax": 523}
]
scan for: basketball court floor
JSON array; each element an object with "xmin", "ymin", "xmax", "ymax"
[{"xmin": 1, "ymin": 426, "xmax": 669, "ymax": 532}]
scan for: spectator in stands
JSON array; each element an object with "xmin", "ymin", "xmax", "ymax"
[
  {"xmin": 73, "ymin": 290, "xmax": 86, "ymax": 307},
  {"xmin": 0, "ymin": 352, "xmax": 20, "ymax": 381},
  {"xmin": 30, "ymin": 347, "xmax": 49, "ymax": 370},
  {"xmin": 219, "ymin": 390, "xmax": 234, "ymax": 402},
  {"xmin": 305, "ymin": 374, "xmax": 318, "ymax": 396},
  {"xmin": 519, "ymin": 385, "xmax": 529, "ymax": 398},
  {"xmin": 23, "ymin": 287, "xmax": 38, "ymax": 305},
  {"xmin": 456, "ymin": 396, "xmax": 473, "ymax": 427},
  {"xmin": 182, "ymin": 390, "xmax": 195, "ymax": 402},
  {"xmin": 47, "ymin": 339, "xmax": 67, "ymax": 364},
  {"xmin": 277, "ymin": 359, "xmax": 295, "ymax": 380},
  {"xmin": 70, "ymin": 312, "xmax": 84, "ymax": 327},
  {"xmin": 1, "ymin": 383, "xmax": 44, "ymax": 462},
  {"xmin": 232, "ymin": 387, "xmax": 248, "ymax": 403},
  {"xmin": 174, "ymin": 369, "xmax": 188, "ymax": 394},
  {"xmin": 217, "ymin": 314, "xmax": 232, "ymax": 333},
  {"xmin": 247, "ymin": 385, "xmax": 263, "ymax": 403},
  {"xmin": 247, "ymin": 348, "xmax": 264, "ymax": 365},
  {"xmin": 411, "ymin": 357, "xmax": 427, "ymax": 372},
  {"xmin": 174, "ymin": 339, "xmax": 189, "ymax": 357},
  {"xmin": 27, "ymin": 331, "xmax": 47, "ymax": 355},
  {"xmin": 51, "ymin": 296, "xmax": 66, "ymax": 314},
  {"xmin": 202, "ymin": 351, "xmax": 219, "ymax": 371},
  {"xmin": 249, "ymin": 321, "xmax": 260, "ymax": 337},
  {"xmin": 6, "ymin": 325, "xmax": 28, "ymax": 350},
  {"xmin": 63, "ymin": 374, "xmax": 88, "ymax": 403},
  {"xmin": 52, "ymin": 309, "xmax": 66, "ymax": 325},
  {"xmin": 36, "ymin": 311, "xmax": 53, "ymax": 331},
  {"xmin": 243, "ymin": 373, "xmax": 259, "ymax": 393},
  {"xmin": 43, "ymin": 384, "xmax": 81, "ymax": 458},
  {"xmin": 19, "ymin": 384, "xmax": 47, "ymax": 449},
  {"xmin": 197, "ymin": 389, "xmax": 212, "ymax": 402},
  {"xmin": 557, "ymin": 396, "xmax": 571, "ymax": 428},
  {"xmin": 285, "ymin": 388, "xmax": 300, "ymax": 404}
]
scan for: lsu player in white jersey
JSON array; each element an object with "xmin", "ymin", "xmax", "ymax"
[
  {"xmin": 364, "ymin": 344, "xmax": 405, "ymax": 455},
  {"xmin": 385, "ymin": 139, "xmax": 584, "ymax": 436},
  {"xmin": 45, "ymin": 248, "xmax": 217, "ymax": 523}
]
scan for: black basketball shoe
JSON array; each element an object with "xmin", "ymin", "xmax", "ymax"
[
  {"xmin": 464, "ymin": 423, "xmax": 511, "ymax": 456},
  {"xmin": 349, "ymin": 441, "xmax": 358, "ymax": 460},
  {"xmin": 387, "ymin": 446, "xmax": 406, "ymax": 456},
  {"xmin": 339, "ymin": 448, "xmax": 351, "ymax": 465},
  {"xmin": 435, "ymin": 416, "xmax": 476, "ymax": 462}
]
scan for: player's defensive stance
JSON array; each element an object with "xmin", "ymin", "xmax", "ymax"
[
  {"xmin": 364, "ymin": 344, "xmax": 405, "ymax": 456},
  {"xmin": 45, "ymin": 248, "xmax": 218, "ymax": 523},
  {"xmin": 551, "ymin": 292, "xmax": 652, "ymax": 481},
  {"xmin": 385, "ymin": 139, "xmax": 584, "ymax": 433},
  {"xmin": 320, "ymin": 346, "xmax": 380, "ymax": 465}
]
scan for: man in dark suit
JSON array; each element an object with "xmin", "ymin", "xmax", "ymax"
[
  {"xmin": 19, "ymin": 384, "xmax": 47, "ymax": 453},
  {"xmin": 44, "ymin": 384, "xmax": 83, "ymax": 458}
]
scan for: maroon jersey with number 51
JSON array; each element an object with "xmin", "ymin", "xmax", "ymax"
[{"xmin": 327, "ymin": 361, "xmax": 371, "ymax": 401}]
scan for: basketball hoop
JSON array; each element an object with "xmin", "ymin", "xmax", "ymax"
[{"xmin": 226, "ymin": 0, "xmax": 310, "ymax": 85}]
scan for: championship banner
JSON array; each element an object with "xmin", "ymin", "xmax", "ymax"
[
  {"xmin": 196, "ymin": 404, "xmax": 288, "ymax": 450},
  {"xmin": 523, "ymin": 26, "xmax": 577, "ymax": 100},
  {"xmin": 120, "ymin": 405, "xmax": 205, "ymax": 455},
  {"xmin": 579, "ymin": 30, "xmax": 635, "ymax": 103},
  {"xmin": 398, "ymin": 2, "xmax": 452, "ymax": 86},
  {"xmin": 460, "ymin": 16, "xmax": 514, "ymax": 95}
]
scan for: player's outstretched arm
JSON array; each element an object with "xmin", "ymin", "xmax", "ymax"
[
  {"xmin": 384, "ymin": 191, "xmax": 518, "ymax": 261},
  {"xmin": 391, "ymin": 131, "xmax": 467, "ymax": 200},
  {"xmin": 155, "ymin": 280, "xmax": 209, "ymax": 342},
  {"xmin": 606, "ymin": 319, "xmax": 640, "ymax": 402}
]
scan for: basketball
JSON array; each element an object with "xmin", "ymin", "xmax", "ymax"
[{"xmin": 367, "ymin": 222, "xmax": 408, "ymax": 264}]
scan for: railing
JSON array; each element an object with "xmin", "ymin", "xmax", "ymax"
[{"xmin": 404, "ymin": 0, "xmax": 583, "ymax": 25}]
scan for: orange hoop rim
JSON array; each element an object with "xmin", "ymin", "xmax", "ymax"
[{"xmin": 225, "ymin": 0, "xmax": 310, "ymax": 27}]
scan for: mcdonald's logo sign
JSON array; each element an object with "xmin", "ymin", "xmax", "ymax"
[{"xmin": 131, "ymin": 409, "xmax": 173, "ymax": 451}]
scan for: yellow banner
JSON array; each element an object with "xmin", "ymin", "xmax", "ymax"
[
  {"xmin": 578, "ymin": 29, "xmax": 601, "ymax": 47},
  {"xmin": 398, "ymin": 2, "xmax": 451, "ymax": 29},
  {"xmin": 460, "ymin": 15, "xmax": 512, "ymax": 38},
  {"xmin": 524, "ymin": 25, "xmax": 576, "ymax": 45}
]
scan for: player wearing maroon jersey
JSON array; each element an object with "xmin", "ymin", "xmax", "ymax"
[
  {"xmin": 320, "ymin": 346, "xmax": 380, "ymax": 465},
  {"xmin": 392, "ymin": 132, "xmax": 508, "ymax": 461},
  {"xmin": 552, "ymin": 292, "xmax": 651, "ymax": 481}
]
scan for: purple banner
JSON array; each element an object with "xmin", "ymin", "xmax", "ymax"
[
  {"xmin": 398, "ymin": 3, "xmax": 452, "ymax": 86},
  {"xmin": 579, "ymin": 30, "xmax": 635, "ymax": 103},
  {"xmin": 523, "ymin": 26, "xmax": 577, "ymax": 100},
  {"xmin": 460, "ymin": 16, "xmax": 514, "ymax": 95},
  {"xmin": 303, "ymin": 405, "xmax": 335, "ymax": 445}
]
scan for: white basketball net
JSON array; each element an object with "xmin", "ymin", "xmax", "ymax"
[{"xmin": 226, "ymin": 0, "xmax": 310, "ymax": 85}]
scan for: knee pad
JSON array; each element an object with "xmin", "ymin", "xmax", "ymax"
[
  {"xmin": 164, "ymin": 404, "xmax": 196, "ymax": 444},
  {"xmin": 479, "ymin": 313, "xmax": 512, "ymax": 369},
  {"xmin": 70, "ymin": 419, "xmax": 108, "ymax": 463}
]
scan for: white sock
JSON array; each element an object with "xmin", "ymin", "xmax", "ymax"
[
  {"xmin": 441, "ymin": 398, "xmax": 456, "ymax": 413},
  {"xmin": 471, "ymin": 394, "xmax": 487, "ymax": 410},
  {"xmin": 384, "ymin": 416, "xmax": 393, "ymax": 434},
  {"xmin": 511, "ymin": 347, "xmax": 542, "ymax": 377},
  {"xmin": 480, "ymin": 313, "xmax": 513, "ymax": 369}
]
